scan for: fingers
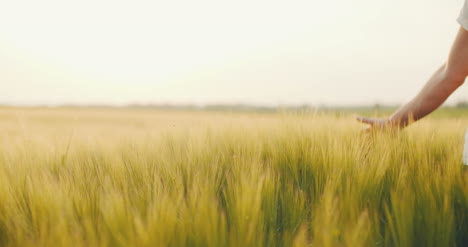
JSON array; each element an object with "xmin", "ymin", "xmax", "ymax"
[
  {"xmin": 356, "ymin": 116, "xmax": 402, "ymax": 134},
  {"xmin": 356, "ymin": 116, "xmax": 376, "ymax": 125}
]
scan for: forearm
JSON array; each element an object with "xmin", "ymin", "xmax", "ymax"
[
  {"xmin": 389, "ymin": 65, "xmax": 464, "ymax": 127},
  {"xmin": 357, "ymin": 28, "xmax": 468, "ymax": 131}
]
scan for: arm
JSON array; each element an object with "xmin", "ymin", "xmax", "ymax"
[{"xmin": 358, "ymin": 27, "xmax": 468, "ymax": 130}]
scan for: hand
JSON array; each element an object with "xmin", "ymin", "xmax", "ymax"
[{"xmin": 356, "ymin": 116, "xmax": 398, "ymax": 132}]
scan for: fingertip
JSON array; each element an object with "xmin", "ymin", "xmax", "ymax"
[{"xmin": 356, "ymin": 116, "xmax": 366, "ymax": 123}]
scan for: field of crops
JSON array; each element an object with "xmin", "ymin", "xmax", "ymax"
[{"xmin": 0, "ymin": 107, "xmax": 467, "ymax": 247}]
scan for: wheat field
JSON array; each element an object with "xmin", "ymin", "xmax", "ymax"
[{"xmin": 0, "ymin": 107, "xmax": 467, "ymax": 247}]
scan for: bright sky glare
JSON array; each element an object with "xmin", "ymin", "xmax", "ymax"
[{"xmin": 0, "ymin": 0, "xmax": 466, "ymax": 106}]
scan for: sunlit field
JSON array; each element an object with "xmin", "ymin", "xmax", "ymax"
[{"xmin": 0, "ymin": 107, "xmax": 467, "ymax": 247}]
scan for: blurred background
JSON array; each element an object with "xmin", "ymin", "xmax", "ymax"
[{"xmin": 0, "ymin": 0, "xmax": 466, "ymax": 108}]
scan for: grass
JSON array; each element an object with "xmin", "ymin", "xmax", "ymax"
[{"xmin": 0, "ymin": 107, "xmax": 467, "ymax": 247}]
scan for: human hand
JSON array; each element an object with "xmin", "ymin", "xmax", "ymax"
[{"xmin": 356, "ymin": 116, "xmax": 399, "ymax": 132}]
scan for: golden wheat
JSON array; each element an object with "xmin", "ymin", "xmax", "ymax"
[{"xmin": 0, "ymin": 107, "xmax": 466, "ymax": 247}]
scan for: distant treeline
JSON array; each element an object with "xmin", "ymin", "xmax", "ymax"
[{"xmin": 2, "ymin": 103, "xmax": 468, "ymax": 113}]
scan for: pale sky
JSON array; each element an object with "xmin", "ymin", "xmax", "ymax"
[{"xmin": 0, "ymin": 0, "xmax": 466, "ymax": 106}]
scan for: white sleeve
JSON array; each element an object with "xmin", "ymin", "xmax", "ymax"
[{"xmin": 458, "ymin": 0, "xmax": 468, "ymax": 31}]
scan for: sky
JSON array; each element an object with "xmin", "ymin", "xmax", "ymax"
[{"xmin": 0, "ymin": 0, "xmax": 466, "ymax": 106}]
